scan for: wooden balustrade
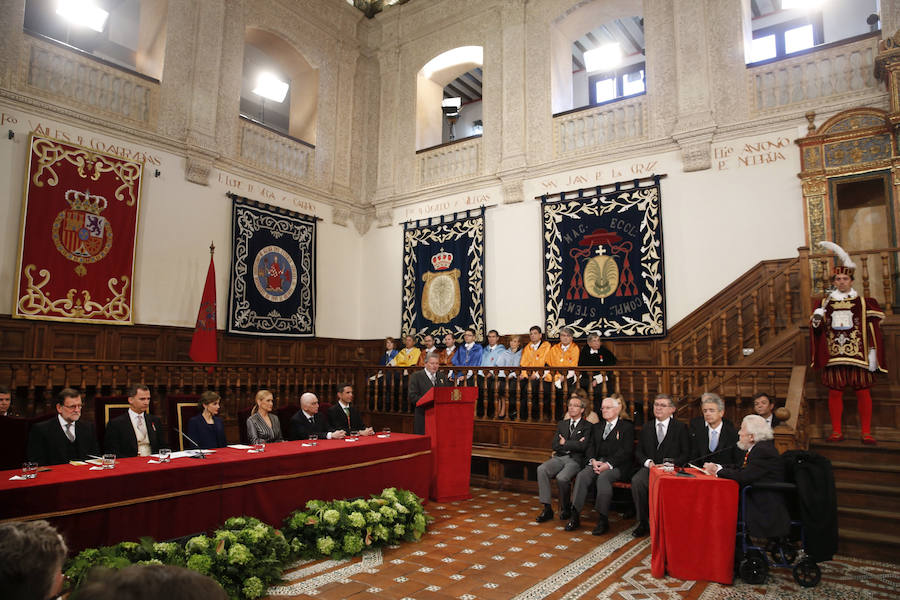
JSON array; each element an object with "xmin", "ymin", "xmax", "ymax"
[{"xmin": 807, "ymin": 245, "xmax": 900, "ymax": 313}]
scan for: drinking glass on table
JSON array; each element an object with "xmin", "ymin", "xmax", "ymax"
[
  {"xmin": 381, "ymin": 427, "xmax": 391, "ymax": 438},
  {"xmin": 308, "ymin": 433, "xmax": 318, "ymax": 447},
  {"xmin": 158, "ymin": 448, "xmax": 171, "ymax": 463},
  {"xmin": 662, "ymin": 457, "xmax": 675, "ymax": 473},
  {"xmin": 22, "ymin": 462, "xmax": 38, "ymax": 479},
  {"xmin": 102, "ymin": 454, "xmax": 116, "ymax": 469},
  {"xmin": 349, "ymin": 430, "xmax": 358, "ymax": 439},
  {"xmin": 253, "ymin": 443, "xmax": 265, "ymax": 453}
]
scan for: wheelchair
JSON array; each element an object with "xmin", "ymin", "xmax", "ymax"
[{"xmin": 736, "ymin": 481, "xmax": 822, "ymax": 587}]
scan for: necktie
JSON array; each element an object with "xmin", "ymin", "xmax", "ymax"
[
  {"xmin": 603, "ymin": 421, "xmax": 612, "ymax": 439},
  {"xmin": 657, "ymin": 422, "xmax": 665, "ymax": 446},
  {"xmin": 343, "ymin": 406, "xmax": 350, "ymax": 417},
  {"xmin": 742, "ymin": 449, "xmax": 750, "ymax": 467},
  {"xmin": 136, "ymin": 414, "xmax": 146, "ymax": 435},
  {"xmin": 65, "ymin": 423, "xmax": 75, "ymax": 442},
  {"xmin": 709, "ymin": 428, "xmax": 718, "ymax": 453},
  {"xmin": 429, "ymin": 372, "xmax": 435, "ymax": 384},
  {"xmin": 569, "ymin": 421, "xmax": 576, "ymax": 436}
]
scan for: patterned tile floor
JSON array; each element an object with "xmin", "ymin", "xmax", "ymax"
[{"xmin": 267, "ymin": 488, "xmax": 900, "ymax": 600}]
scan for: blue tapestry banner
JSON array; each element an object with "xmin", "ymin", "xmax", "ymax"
[
  {"xmin": 402, "ymin": 208, "xmax": 485, "ymax": 342},
  {"xmin": 227, "ymin": 196, "xmax": 316, "ymax": 337},
  {"xmin": 541, "ymin": 176, "xmax": 666, "ymax": 340}
]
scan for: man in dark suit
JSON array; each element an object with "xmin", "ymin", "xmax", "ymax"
[
  {"xmin": 104, "ymin": 384, "xmax": 162, "ymax": 457},
  {"xmin": 327, "ymin": 384, "xmax": 374, "ymax": 435},
  {"xmin": 753, "ymin": 392, "xmax": 781, "ymax": 429},
  {"xmin": 26, "ymin": 388, "xmax": 100, "ymax": 466},
  {"xmin": 704, "ymin": 414, "xmax": 791, "ymax": 539},
  {"xmin": 535, "ymin": 395, "xmax": 593, "ymax": 523},
  {"xmin": 688, "ymin": 392, "xmax": 738, "ymax": 466},
  {"xmin": 408, "ymin": 354, "xmax": 450, "ymax": 435},
  {"xmin": 630, "ymin": 393, "xmax": 690, "ymax": 537},
  {"xmin": 569, "ymin": 395, "xmax": 634, "ymax": 534},
  {"xmin": 288, "ymin": 392, "xmax": 345, "ymax": 440},
  {"xmin": 578, "ymin": 331, "xmax": 617, "ymax": 404}
]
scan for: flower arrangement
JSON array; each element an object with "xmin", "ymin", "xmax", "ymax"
[
  {"xmin": 62, "ymin": 489, "xmax": 428, "ymax": 600},
  {"xmin": 281, "ymin": 487, "xmax": 430, "ymax": 560}
]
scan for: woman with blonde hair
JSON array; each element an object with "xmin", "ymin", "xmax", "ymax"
[{"xmin": 246, "ymin": 389, "xmax": 283, "ymax": 444}]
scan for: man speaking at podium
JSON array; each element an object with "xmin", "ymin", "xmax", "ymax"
[{"xmin": 409, "ymin": 353, "xmax": 450, "ymax": 434}]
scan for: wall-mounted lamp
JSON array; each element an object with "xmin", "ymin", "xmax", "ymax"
[
  {"xmin": 442, "ymin": 97, "xmax": 462, "ymax": 141},
  {"xmin": 154, "ymin": 169, "xmax": 161, "ymax": 178},
  {"xmin": 8, "ymin": 130, "xmax": 14, "ymax": 140}
]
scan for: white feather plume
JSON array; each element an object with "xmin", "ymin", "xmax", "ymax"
[{"xmin": 818, "ymin": 241, "xmax": 856, "ymax": 269}]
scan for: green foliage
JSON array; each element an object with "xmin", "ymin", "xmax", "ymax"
[
  {"xmin": 62, "ymin": 488, "xmax": 429, "ymax": 600},
  {"xmin": 281, "ymin": 487, "xmax": 431, "ymax": 560}
]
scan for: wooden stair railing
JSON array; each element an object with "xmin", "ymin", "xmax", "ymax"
[{"xmin": 808, "ymin": 245, "xmax": 900, "ymax": 314}]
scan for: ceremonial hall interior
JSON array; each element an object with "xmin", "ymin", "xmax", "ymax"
[{"xmin": 1, "ymin": 0, "xmax": 900, "ymax": 598}]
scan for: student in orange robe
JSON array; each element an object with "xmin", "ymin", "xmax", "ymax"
[
  {"xmin": 547, "ymin": 327, "xmax": 581, "ymax": 420},
  {"xmin": 519, "ymin": 325, "xmax": 551, "ymax": 420}
]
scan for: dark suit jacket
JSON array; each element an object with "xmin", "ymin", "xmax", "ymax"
[
  {"xmin": 586, "ymin": 418, "xmax": 634, "ymax": 479},
  {"xmin": 551, "ymin": 417, "xmax": 593, "ymax": 464},
  {"xmin": 327, "ymin": 403, "xmax": 366, "ymax": 432},
  {"xmin": 104, "ymin": 412, "xmax": 162, "ymax": 457},
  {"xmin": 718, "ymin": 439, "xmax": 790, "ymax": 538},
  {"xmin": 26, "ymin": 418, "xmax": 100, "ymax": 466},
  {"xmin": 688, "ymin": 416, "xmax": 738, "ymax": 465},
  {"xmin": 635, "ymin": 417, "xmax": 689, "ymax": 467},
  {"xmin": 288, "ymin": 410, "xmax": 328, "ymax": 441},
  {"xmin": 409, "ymin": 368, "xmax": 451, "ymax": 435}
]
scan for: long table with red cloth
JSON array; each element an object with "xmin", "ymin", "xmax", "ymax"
[
  {"xmin": 649, "ymin": 465, "xmax": 739, "ymax": 584},
  {"xmin": 0, "ymin": 434, "xmax": 430, "ymax": 553}
]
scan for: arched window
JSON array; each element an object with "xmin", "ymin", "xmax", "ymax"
[
  {"xmin": 550, "ymin": 2, "xmax": 644, "ymax": 114},
  {"xmin": 745, "ymin": 0, "xmax": 880, "ymax": 64},
  {"xmin": 240, "ymin": 29, "xmax": 317, "ymax": 144},
  {"xmin": 23, "ymin": 0, "xmax": 168, "ymax": 80},
  {"xmin": 416, "ymin": 46, "xmax": 483, "ymax": 150}
]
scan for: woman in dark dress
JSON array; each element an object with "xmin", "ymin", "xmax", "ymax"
[{"xmin": 186, "ymin": 390, "xmax": 227, "ymax": 449}]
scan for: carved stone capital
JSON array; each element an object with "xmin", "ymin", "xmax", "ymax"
[
  {"xmin": 333, "ymin": 207, "xmax": 350, "ymax": 227},
  {"xmin": 501, "ymin": 177, "xmax": 524, "ymax": 204},
  {"xmin": 185, "ymin": 150, "xmax": 216, "ymax": 186},
  {"xmin": 352, "ymin": 210, "xmax": 374, "ymax": 236},
  {"xmin": 672, "ymin": 126, "xmax": 716, "ymax": 173},
  {"xmin": 375, "ymin": 206, "xmax": 393, "ymax": 228}
]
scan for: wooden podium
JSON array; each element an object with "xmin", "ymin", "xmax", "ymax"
[{"xmin": 416, "ymin": 386, "xmax": 476, "ymax": 502}]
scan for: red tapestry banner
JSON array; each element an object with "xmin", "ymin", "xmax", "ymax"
[{"xmin": 15, "ymin": 134, "xmax": 143, "ymax": 324}]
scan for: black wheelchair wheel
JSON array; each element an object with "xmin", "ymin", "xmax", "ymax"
[
  {"xmin": 768, "ymin": 541, "xmax": 797, "ymax": 566},
  {"xmin": 792, "ymin": 558, "xmax": 821, "ymax": 588},
  {"xmin": 739, "ymin": 550, "xmax": 768, "ymax": 584}
]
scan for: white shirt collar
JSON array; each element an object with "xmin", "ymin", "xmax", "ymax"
[
  {"xmin": 58, "ymin": 414, "xmax": 74, "ymax": 430},
  {"xmin": 569, "ymin": 417, "xmax": 580, "ymax": 428},
  {"xmin": 590, "ymin": 348, "xmax": 598, "ymax": 354},
  {"xmin": 707, "ymin": 421, "xmax": 723, "ymax": 434},
  {"xmin": 339, "ymin": 400, "xmax": 350, "ymax": 409},
  {"xmin": 465, "ymin": 342, "xmax": 474, "ymax": 349},
  {"xmin": 530, "ymin": 342, "xmax": 541, "ymax": 349},
  {"xmin": 606, "ymin": 417, "xmax": 618, "ymax": 429},
  {"xmin": 302, "ymin": 410, "xmax": 316, "ymax": 419},
  {"xmin": 128, "ymin": 408, "xmax": 145, "ymax": 420},
  {"xmin": 829, "ymin": 288, "xmax": 858, "ymax": 301},
  {"xmin": 560, "ymin": 344, "xmax": 569, "ymax": 351},
  {"xmin": 445, "ymin": 346, "xmax": 455, "ymax": 353}
]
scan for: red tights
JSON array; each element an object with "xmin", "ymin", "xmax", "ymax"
[{"xmin": 828, "ymin": 388, "xmax": 873, "ymax": 436}]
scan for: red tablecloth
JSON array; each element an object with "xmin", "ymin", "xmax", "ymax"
[
  {"xmin": 0, "ymin": 434, "xmax": 431, "ymax": 553},
  {"xmin": 649, "ymin": 466, "xmax": 738, "ymax": 584}
]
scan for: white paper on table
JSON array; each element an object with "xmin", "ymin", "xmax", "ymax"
[
  {"xmin": 377, "ymin": 434, "xmax": 390, "ymax": 438},
  {"xmin": 228, "ymin": 444, "xmax": 254, "ymax": 450},
  {"xmin": 85, "ymin": 459, "xmax": 104, "ymax": 466},
  {"xmin": 89, "ymin": 466, "xmax": 106, "ymax": 471},
  {"xmin": 8, "ymin": 475, "xmax": 28, "ymax": 480}
]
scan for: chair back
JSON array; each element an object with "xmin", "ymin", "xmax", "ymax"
[
  {"xmin": 94, "ymin": 396, "xmax": 130, "ymax": 445},
  {"xmin": 167, "ymin": 395, "xmax": 201, "ymax": 450},
  {"xmin": 0, "ymin": 413, "xmax": 56, "ymax": 470},
  {"xmin": 237, "ymin": 406, "xmax": 253, "ymax": 445}
]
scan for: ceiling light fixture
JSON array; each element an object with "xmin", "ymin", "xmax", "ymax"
[
  {"xmin": 584, "ymin": 43, "xmax": 623, "ymax": 73},
  {"xmin": 252, "ymin": 72, "xmax": 290, "ymax": 103},
  {"xmin": 56, "ymin": 0, "xmax": 109, "ymax": 33}
]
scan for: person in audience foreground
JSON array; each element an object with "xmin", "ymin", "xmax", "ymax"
[
  {"xmin": 546, "ymin": 326, "xmax": 580, "ymax": 419},
  {"xmin": 479, "ymin": 329, "xmax": 506, "ymax": 417},
  {"xmin": 630, "ymin": 393, "xmax": 689, "ymax": 537},
  {"xmin": 416, "ymin": 334, "xmax": 439, "ymax": 366},
  {"xmin": 452, "ymin": 328, "xmax": 483, "ymax": 385},
  {"xmin": 246, "ymin": 389, "xmax": 284, "ymax": 444},
  {"xmin": 409, "ymin": 354, "xmax": 450, "ymax": 434},
  {"xmin": 703, "ymin": 414, "xmax": 791, "ymax": 540},
  {"xmin": 186, "ymin": 390, "xmax": 227, "ymax": 449},
  {"xmin": 535, "ymin": 394, "xmax": 592, "ymax": 523},
  {"xmin": 327, "ymin": 383, "xmax": 374, "ymax": 435},
  {"xmin": 569, "ymin": 395, "xmax": 634, "ymax": 534},
  {"xmin": 104, "ymin": 384, "xmax": 162, "ymax": 458},
  {"xmin": 26, "ymin": 387, "xmax": 100, "ymax": 465},
  {"xmin": 289, "ymin": 392, "xmax": 344, "ymax": 441},
  {"xmin": 0, "ymin": 520, "xmax": 67, "ymax": 600},
  {"xmin": 495, "ymin": 334, "xmax": 522, "ymax": 419},
  {"xmin": 71, "ymin": 564, "xmax": 227, "ymax": 600},
  {"xmin": 520, "ymin": 325, "xmax": 551, "ymax": 419}
]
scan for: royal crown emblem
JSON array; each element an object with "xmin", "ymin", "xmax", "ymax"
[
  {"xmin": 51, "ymin": 189, "xmax": 113, "ymax": 276},
  {"xmin": 431, "ymin": 248, "xmax": 453, "ymax": 271}
]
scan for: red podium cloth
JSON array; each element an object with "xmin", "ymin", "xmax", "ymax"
[
  {"xmin": 649, "ymin": 466, "xmax": 738, "ymax": 584},
  {"xmin": 0, "ymin": 434, "xmax": 430, "ymax": 553},
  {"xmin": 417, "ymin": 386, "xmax": 476, "ymax": 502}
]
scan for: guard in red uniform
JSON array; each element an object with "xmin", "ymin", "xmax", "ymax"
[{"xmin": 810, "ymin": 242, "xmax": 885, "ymax": 445}]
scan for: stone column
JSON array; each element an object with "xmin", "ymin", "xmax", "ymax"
[
  {"xmin": 498, "ymin": 0, "xmax": 527, "ymax": 203},
  {"xmin": 0, "ymin": 0, "xmax": 26, "ymax": 89}
]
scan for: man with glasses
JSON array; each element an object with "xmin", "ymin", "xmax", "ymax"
[
  {"xmin": 535, "ymin": 395, "xmax": 593, "ymax": 523},
  {"xmin": 630, "ymin": 393, "xmax": 689, "ymax": 537},
  {"xmin": 26, "ymin": 387, "xmax": 100, "ymax": 465}
]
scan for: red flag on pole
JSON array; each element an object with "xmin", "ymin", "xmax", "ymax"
[{"xmin": 189, "ymin": 242, "xmax": 217, "ymax": 365}]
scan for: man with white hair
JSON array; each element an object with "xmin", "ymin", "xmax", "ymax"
[
  {"xmin": 288, "ymin": 392, "xmax": 346, "ymax": 441},
  {"xmin": 703, "ymin": 414, "xmax": 790, "ymax": 539}
]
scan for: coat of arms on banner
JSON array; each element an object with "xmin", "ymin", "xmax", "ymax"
[
  {"xmin": 402, "ymin": 208, "xmax": 485, "ymax": 341},
  {"xmin": 15, "ymin": 134, "xmax": 142, "ymax": 324},
  {"xmin": 227, "ymin": 196, "xmax": 316, "ymax": 337},
  {"xmin": 542, "ymin": 176, "xmax": 666, "ymax": 339}
]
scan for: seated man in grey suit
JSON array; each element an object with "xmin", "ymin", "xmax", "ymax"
[
  {"xmin": 327, "ymin": 384, "xmax": 374, "ymax": 436},
  {"xmin": 26, "ymin": 387, "xmax": 100, "ymax": 465},
  {"xmin": 535, "ymin": 395, "xmax": 592, "ymax": 523},
  {"xmin": 288, "ymin": 392, "xmax": 346, "ymax": 440},
  {"xmin": 408, "ymin": 354, "xmax": 450, "ymax": 435},
  {"xmin": 104, "ymin": 384, "xmax": 163, "ymax": 458}
]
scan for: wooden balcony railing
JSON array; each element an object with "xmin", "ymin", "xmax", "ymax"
[{"xmin": 807, "ymin": 245, "xmax": 900, "ymax": 312}]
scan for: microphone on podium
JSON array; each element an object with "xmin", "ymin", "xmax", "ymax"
[
  {"xmin": 684, "ymin": 444, "xmax": 738, "ymax": 467},
  {"xmin": 174, "ymin": 427, "xmax": 206, "ymax": 459}
]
